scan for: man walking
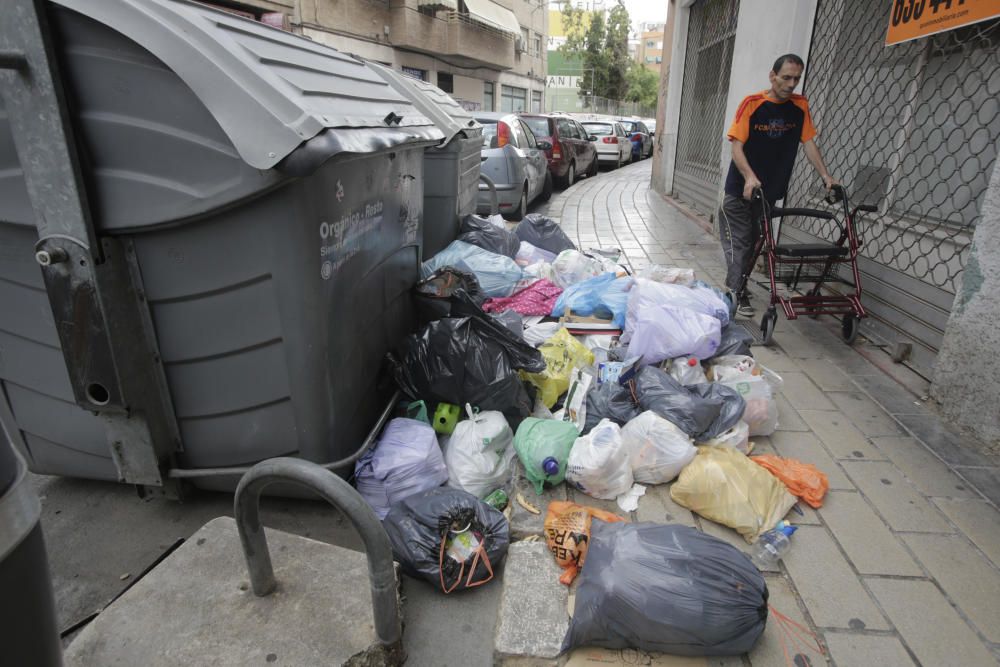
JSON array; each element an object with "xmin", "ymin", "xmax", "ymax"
[{"xmin": 720, "ymin": 53, "xmax": 837, "ymax": 317}]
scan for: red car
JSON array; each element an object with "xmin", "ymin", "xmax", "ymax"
[{"xmin": 519, "ymin": 113, "xmax": 599, "ymax": 189}]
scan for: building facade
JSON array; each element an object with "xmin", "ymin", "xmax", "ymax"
[
  {"xmin": 655, "ymin": 0, "xmax": 1000, "ymax": 445},
  {"xmin": 200, "ymin": 0, "xmax": 548, "ymax": 112},
  {"xmin": 636, "ymin": 21, "xmax": 666, "ymax": 74}
]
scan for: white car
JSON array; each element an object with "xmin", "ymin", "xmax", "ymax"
[{"xmin": 582, "ymin": 120, "xmax": 632, "ymax": 169}]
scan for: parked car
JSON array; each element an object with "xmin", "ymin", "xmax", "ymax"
[
  {"xmin": 475, "ymin": 112, "xmax": 552, "ymax": 220},
  {"xmin": 519, "ymin": 113, "xmax": 599, "ymax": 189},
  {"xmin": 581, "ymin": 120, "xmax": 632, "ymax": 169},
  {"xmin": 644, "ymin": 118, "xmax": 657, "ymax": 136},
  {"xmin": 617, "ymin": 119, "xmax": 653, "ymax": 160}
]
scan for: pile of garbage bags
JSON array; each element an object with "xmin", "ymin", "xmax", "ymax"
[{"xmin": 345, "ymin": 216, "xmax": 831, "ymax": 658}]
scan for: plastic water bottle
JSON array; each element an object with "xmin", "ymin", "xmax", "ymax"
[{"xmin": 751, "ymin": 524, "xmax": 798, "ymax": 568}]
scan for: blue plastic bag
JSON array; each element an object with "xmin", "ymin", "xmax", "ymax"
[
  {"xmin": 421, "ymin": 240, "xmax": 523, "ymax": 298},
  {"xmin": 550, "ymin": 274, "xmax": 632, "ymax": 327}
]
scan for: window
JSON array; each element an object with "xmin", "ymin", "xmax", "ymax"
[
  {"xmin": 500, "ymin": 85, "xmax": 526, "ymax": 112},
  {"xmin": 531, "ymin": 90, "xmax": 542, "ymax": 113},
  {"xmin": 518, "ymin": 120, "xmax": 537, "ymax": 148},
  {"xmin": 656, "ymin": 41, "xmax": 663, "ymax": 49},
  {"xmin": 557, "ymin": 118, "xmax": 575, "ymax": 139},
  {"xmin": 437, "ymin": 72, "xmax": 454, "ymax": 93},
  {"xmin": 508, "ymin": 119, "xmax": 524, "ymax": 147},
  {"xmin": 655, "ymin": 56, "xmax": 662, "ymax": 63},
  {"xmin": 575, "ymin": 121, "xmax": 589, "ymax": 139},
  {"xmin": 520, "ymin": 27, "xmax": 529, "ymax": 54},
  {"xmin": 533, "ymin": 33, "xmax": 542, "ymax": 56},
  {"xmin": 483, "ymin": 81, "xmax": 494, "ymax": 111},
  {"xmin": 646, "ymin": 40, "xmax": 656, "ymax": 47},
  {"xmin": 401, "ymin": 66, "xmax": 426, "ymax": 81}
]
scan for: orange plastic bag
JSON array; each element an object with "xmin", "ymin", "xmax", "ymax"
[
  {"xmin": 544, "ymin": 501, "xmax": 626, "ymax": 585},
  {"xmin": 751, "ymin": 454, "xmax": 829, "ymax": 508}
]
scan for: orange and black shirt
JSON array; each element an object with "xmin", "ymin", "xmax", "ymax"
[{"xmin": 724, "ymin": 91, "xmax": 816, "ymax": 203}]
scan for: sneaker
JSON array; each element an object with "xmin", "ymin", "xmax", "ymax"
[{"xmin": 736, "ymin": 294, "xmax": 755, "ymax": 318}]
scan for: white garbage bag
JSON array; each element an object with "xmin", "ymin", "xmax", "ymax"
[
  {"xmin": 627, "ymin": 304, "xmax": 722, "ymax": 365},
  {"xmin": 697, "ymin": 420, "xmax": 751, "ymax": 455},
  {"xmin": 620, "ymin": 411, "xmax": 697, "ymax": 484},
  {"xmin": 444, "ymin": 405, "xmax": 515, "ymax": 498},
  {"xmin": 551, "ymin": 250, "xmax": 606, "ymax": 288},
  {"xmin": 623, "ymin": 279, "xmax": 727, "ymax": 343},
  {"xmin": 566, "ymin": 419, "xmax": 634, "ymax": 500}
]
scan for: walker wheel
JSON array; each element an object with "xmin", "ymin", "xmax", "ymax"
[
  {"xmin": 842, "ymin": 314, "xmax": 860, "ymax": 345},
  {"xmin": 760, "ymin": 308, "xmax": 777, "ymax": 347}
]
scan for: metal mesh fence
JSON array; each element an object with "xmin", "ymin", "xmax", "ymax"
[
  {"xmin": 786, "ymin": 1, "xmax": 1000, "ymax": 295},
  {"xmin": 672, "ymin": 0, "xmax": 740, "ymax": 214},
  {"xmin": 544, "ymin": 88, "xmax": 656, "ymax": 118}
]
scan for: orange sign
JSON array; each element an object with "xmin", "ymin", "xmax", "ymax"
[{"xmin": 886, "ymin": 0, "xmax": 1000, "ymax": 45}]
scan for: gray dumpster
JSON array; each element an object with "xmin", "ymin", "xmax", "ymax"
[
  {"xmin": 366, "ymin": 63, "xmax": 483, "ymax": 258},
  {"xmin": 0, "ymin": 0, "xmax": 443, "ymax": 492}
]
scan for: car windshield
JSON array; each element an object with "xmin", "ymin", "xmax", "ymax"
[
  {"xmin": 479, "ymin": 122, "xmax": 498, "ymax": 148},
  {"xmin": 619, "ymin": 121, "xmax": 638, "ymax": 133},
  {"xmin": 522, "ymin": 117, "xmax": 550, "ymax": 137},
  {"xmin": 583, "ymin": 122, "xmax": 614, "ymax": 135}
]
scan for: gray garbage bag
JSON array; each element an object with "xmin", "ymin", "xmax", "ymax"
[
  {"xmin": 634, "ymin": 367, "xmax": 744, "ymax": 440},
  {"xmin": 458, "ymin": 214, "xmax": 520, "ymax": 259},
  {"xmin": 583, "ymin": 380, "xmax": 641, "ymax": 434},
  {"xmin": 562, "ymin": 521, "xmax": 768, "ymax": 656},
  {"xmin": 709, "ymin": 323, "xmax": 755, "ymax": 359},
  {"xmin": 383, "ymin": 487, "xmax": 509, "ymax": 593},
  {"xmin": 515, "ymin": 214, "xmax": 576, "ymax": 254}
]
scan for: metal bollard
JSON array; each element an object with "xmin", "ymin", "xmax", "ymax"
[{"xmin": 233, "ymin": 458, "xmax": 403, "ymax": 659}]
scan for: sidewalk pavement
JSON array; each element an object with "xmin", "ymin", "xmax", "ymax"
[
  {"xmin": 35, "ymin": 159, "xmax": 1000, "ymax": 667},
  {"xmin": 530, "ymin": 158, "xmax": 1000, "ymax": 667}
]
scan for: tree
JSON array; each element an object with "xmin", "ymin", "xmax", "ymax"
[
  {"xmin": 557, "ymin": 0, "xmax": 637, "ymax": 104},
  {"xmin": 603, "ymin": 2, "xmax": 631, "ymax": 101},
  {"xmin": 625, "ymin": 61, "xmax": 659, "ymax": 109}
]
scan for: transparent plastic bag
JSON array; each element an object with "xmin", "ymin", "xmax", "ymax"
[
  {"xmin": 620, "ymin": 411, "xmax": 696, "ymax": 484},
  {"xmin": 421, "ymin": 240, "xmax": 523, "ymax": 298},
  {"xmin": 551, "ymin": 250, "xmax": 606, "ymax": 288},
  {"xmin": 515, "ymin": 240, "xmax": 557, "ymax": 267},
  {"xmin": 723, "ymin": 375, "xmax": 778, "ymax": 437},
  {"xmin": 623, "ymin": 279, "xmax": 727, "ymax": 343},
  {"xmin": 444, "ymin": 405, "xmax": 516, "ymax": 498},
  {"xmin": 565, "ymin": 419, "xmax": 634, "ymax": 500},
  {"xmin": 637, "ymin": 265, "xmax": 695, "ymax": 285}
]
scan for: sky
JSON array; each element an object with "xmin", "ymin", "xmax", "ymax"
[{"xmin": 621, "ymin": 0, "xmax": 669, "ymax": 28}]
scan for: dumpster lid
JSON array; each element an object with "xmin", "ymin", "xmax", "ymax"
[
  {"xmin": 366, "ymin": 63, "xmax": 481, "ymax": 146},
  {"xmin": 51, "ymin": 0, "xmax": 444, "ymax": 170}
]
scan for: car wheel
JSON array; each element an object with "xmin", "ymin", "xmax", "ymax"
[
  {"xmin": 564, "ymin": 162, "xmax": 575, "ymax": 188},
  {"xmin": 587, "ymin": 155, "xmax": 598, "ymax": 177},
  {"xmin": 614, "ymin": 153, "xmax": 621, "ymax": 170},
  {"xmin": 503, "ymin": 185, "xmax": 528, "ymax": 221},
  {"xmin": 540, "ymin": 172, "xmax": 553, "ymax": 202}
]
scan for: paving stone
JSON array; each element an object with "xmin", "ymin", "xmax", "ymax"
[
  {"xmin": 952, "ymin": 466, "xmax": 1000, "ymax": 508},
  {"xmin": 795, "ymin": 359, "xmax": 854, "ymax": 392},
  {"xmin": 634, "ymin": 483, "xmax": 697, "ymax": 527},
  {"xmin": 785, "ymin": 500, "xmax": 822, "ymax": 526},
  {"xmin": 817, "ymin": 491, "xmax": 922, "ymax": 576},
  {"xmin": 566, "ymin": 486, "xmax": 627, "ymax": 518},
  {"xmin": 775, "ymin": 331, "xmax": 827, "ymax": 360},
  {"xmin": 748, "ymin": 435, "xmax": 778, "ymax": 456},
  {"xmin": 770, "ymin": 431, "xmax": 854, "ymax": 490},
  {"xmin": 774, "ymin": 395, "xmax": 810, "ymax": 432},
  {"xmin": 510, "ymin": 460, "xmax": 568, "ymax": 540},
  {"xmin": 565, "ymin": 648, "xmax": 711, "ymax": 666},
  {"xmin": 781, "ymin": 525, "xmax": 889, "ymax": 630},
  {"xmin": 932, "ymin": 498, "xmax": 1000, "ymax": 567},
  {"xmin": 865, "ymin": 578, "xmax": 997, "ymax": 667},
  {"xmin": 778, "ymin": 372, "xmax": 836, "ymax": 411},
  {"xmin": 894, "ymin": 414, "xmax": 1000, "ymax": 467},
  {"xmin": 822, "ymin": 633, "xmax": 916, "ymax": 667},
  {"xmin": 827, "ymin": 392, "xmax": 904, "ymax": 436},
  {"xmin": 839, "ymin": 461, "xmax": 953, "ymax": 533},
  {"xmin": 902, "ymin": 532, "xmax": 1000, "ymax": 642},
  {"xmin": 746, "ymin": 575, "xmax": 820, "ymax": 667},
  {"xmin": 871, "ymin": 436, "xmax": 979, "ymax": 498},
  {"xmin": 752, "ymin": 346, "xmax": 802, "ymax": 373},
  {"xmin": 797, "ymin": 410, "xmax": 886, "ymax": 460},
  {"xmin": 850, "ymin": 374, "xmax": 929, "ymax": 416},
  {"xmin": 494, "ymin": 542, "xmax": 569, "ymax": 664}
]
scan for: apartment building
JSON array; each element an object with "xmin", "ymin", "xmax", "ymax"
[
  {"xmin": 200, "ymin": 0, "xmax": 548, "ymax": 112},
  {"xmin": 636, "ymin": 21, "xmax": 665, "ymax": 74}
]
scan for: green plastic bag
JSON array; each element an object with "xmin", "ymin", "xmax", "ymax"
[{"xmin": 513, "ymin": 417, "xmax": 579, "ymax": 494}]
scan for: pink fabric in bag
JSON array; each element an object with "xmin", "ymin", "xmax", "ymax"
[{"xmin": 482, "ymin": 279, "xmax": 563, "ymax": 316}]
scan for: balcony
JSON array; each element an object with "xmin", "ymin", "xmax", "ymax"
[{"xmin": 389, "ymin": 2, "xmax": 515, "ymax": 70}]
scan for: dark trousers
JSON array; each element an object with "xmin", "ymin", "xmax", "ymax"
[{"xmin": 719, "ymin": 194, "xmax": 762, "ymax": 294}]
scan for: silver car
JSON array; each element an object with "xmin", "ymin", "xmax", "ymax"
[{"xmin": 476, "ymin": 112, "xmax": 552, "ymax": 220}]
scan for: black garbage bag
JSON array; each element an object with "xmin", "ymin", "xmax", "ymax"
[
  {"xmin": 390, "ymin": 310, "xmax": 545, "ymax": 422},
  {"xmin": 515, "ymin": 213, "xmax": 576, "ymax": 254},
  {"xmin": 583, "ymin": 380, "xmax": 641, "ymax": 434},
  {"xmin": 413, "ymin": 268, "xmax": 485, "ymax": 328},
  {"xmin": 563, "ymin": 521, "xmax": 768, "ymax": 656},
  {"xmin": 383, "ymin": 487, "xmax": 510, "ymax": 593},
  {"xmin": 634, "ymin": 367, "xmax": 745, "ymax": 440},
  {"xmin": 458, "ymin": 214, "xmax": 520, "ymax": 259},
  {"xmin": 710, "ymin": 323, "xmax": 755, "ymax": 359}
]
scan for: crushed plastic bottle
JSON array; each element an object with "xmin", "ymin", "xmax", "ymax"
[{"xmin": 750, "ymin": 524, "xmax": 798, "ymax": 568}]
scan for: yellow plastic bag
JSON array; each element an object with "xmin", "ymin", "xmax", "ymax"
[
  {"xmin": 669, "ymin": 445, "xmax": 797, "ymax": 543},
  {"xmin": 523, "ymin": 328, "xmax": 594, "ymax": 409}
]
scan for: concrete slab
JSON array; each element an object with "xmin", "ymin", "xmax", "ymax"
[
  {"xmin": 827, "ymin": 393, "xmax": 904, "ymax": 437},
  {"xmin": 634, "ymin": 483, "xmax": 697, "ymax": 527},
  {"xmin": 817, "ymin": 491, "xmax": 922, "ymax": 576},
  {"xmin": 774, "ymin": 396, "xmax": 809, "ymax": 432},
  {"xmin": 902, "ymin": 533, "xmax": 1000, "ymax": 643},
  {"xmin": 494, "ymin": 542, "xmax": 569, "ymax": 665},
  {"xmin": 510, "ymin": 459, "xmax": 568, "ymax": 541},
  {"xmin": 63, "ymin": 517, "xmax": 398, "ymax": 667},
  {"xmin": 778, "ymin": 372, "xmax": 836, "ymax": 411},
  {"xmin": 822, "ymin": 633, "xmax": 916, "ymax": 667},
  {"xmin": 865, "ymin": 578, "xmax": 997, "ymax": 667},
  {"xmin": 839, "ymin": 461, "xmax": 953, "ymax": 533},
  {"xmin": 769, "ymin": 431, "xmax": 854, "ymax": 490},
  {"xmin": 747, "ymin": 575, "xmax": 822, "ymax": 667},
  {"xmin": 797, "ymin": 410, "xmax": 886, "ymax": 461},
  {"xmin": 932, "ymin": 498, "xmax": 1000, "ymax": 566},
  {"xmin": 795, "ymin": 359, "xmax": 854, "ymax": 392},
  {"xmin": 870, "ymin": 436, "xmax": 979, "ymax": 498}
]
